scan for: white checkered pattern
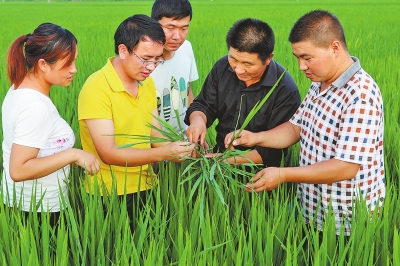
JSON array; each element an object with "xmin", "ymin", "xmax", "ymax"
[{"xmin": 290, "ymin": 57, "xmax": 385, "ymax": 235}]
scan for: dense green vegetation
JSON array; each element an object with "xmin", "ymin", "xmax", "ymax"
[{"xmin": 0, "ymin": 1, "xmax": 399, "ymax": 265}]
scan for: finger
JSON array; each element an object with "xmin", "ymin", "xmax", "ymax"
[
  {"xmin": 204, "ymin": 141, "xmax": 209, "ymax": 150},
  {"xmin": 186, "ymin": 130, "xmax": 195, "ymax": 143},
  {"xmin": 249, "ymin": 174, "xmax": 262, "ymax": 183},
  {"xmin": 232, "ymin": 138, "xmax": 241, "ymax": 146},
  {"xmin": 255, "ymin": 179, "xmax": 268, "ymax": 190},
  {"xmin": 184, "ymin": 143, "xmax": 195, "ymax": 154},
  {"xmin": 224, "ymin": 134, "xmax": 232, "ymax": 148},
  {"xmin": 244, "ymin": 187, "xmax": 253, "ymax": 193},
  {"xmin": 253, "ymin": 184, "xmax": 270, "ymax": 192},
  {"xmin": 244, "ymin": 179, "xmax": 263, "ymax": 192},
  {"xmin": 244, "ymin": 183, "xmax": 253, "ymax": 192}
]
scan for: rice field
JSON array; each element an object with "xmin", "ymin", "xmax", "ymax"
[{"xmin": 0, "ymin": 0, "xmax": 399, "ymax": 265}]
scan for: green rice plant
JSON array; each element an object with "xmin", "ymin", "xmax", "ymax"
[
  {"xmin": 116, "ymin": 71, "xmax": 286, "ymax": 218},
  {"xmin": 0, "ymin": 2, "xmax": 399, "ymax": 265}
]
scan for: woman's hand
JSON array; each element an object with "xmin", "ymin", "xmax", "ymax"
[{"xmin": 73, "ymin": 149, "xmax": 101, "ymax": 175}]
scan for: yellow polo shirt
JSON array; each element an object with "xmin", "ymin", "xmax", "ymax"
[{"xmin": 78, "ymin": 57, "xmax": 157, "ymax": 195}]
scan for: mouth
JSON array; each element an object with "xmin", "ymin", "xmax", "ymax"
[
  {"xmin": 142, "ymin": 72, "xmax": 151, "ymax": 78},
  {"xmin": 167, "ymin": 43, "xmax": 180, "ymax": 48},
  {"xmin": 237, "ymin": 74, "xmax": 247, "ymax": 80},
  {"xmin": 305, "ymin": 73, "xmax": 313, "ymax": 79}
]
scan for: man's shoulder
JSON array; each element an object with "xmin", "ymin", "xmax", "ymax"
[
  {"xmin": 271, "ymin": 60, "xmax": 290, "ymax": 74},
  {"xmin": 82, "ymin": 58, "xmax": 119, "ymax": 92},
  {"xmin": 181, "ymin": 39, "xmax": 193, "ymax": 48},
  {"xmin": 214, "ymin": 55, "xmax": 229, "ymax": 66},
  {"xmin": 267, "ymin": 60, "xmax": 297, "ymax": 87},
  {"xmin": 175, "ymin": 40, "xmax": 195, "ymax": 57},
  {"xmin": 207, "ymin": 56, "xmax": 230, "ymax": 76},
  {"xmin": 81, "ymin": 68, "xmax": 106, "ymax": 91}
]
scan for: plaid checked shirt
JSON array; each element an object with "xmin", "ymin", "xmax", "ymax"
[{"xmin": 290, "ymin": 57, "xmax": 385, "ymax": 235}]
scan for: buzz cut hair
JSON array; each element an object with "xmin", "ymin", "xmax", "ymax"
[
  {"xmin": 226, "ymin": 18, "xmax": 275, "ymax": 63},
  {"xmin": 288, "ymin": 9, "xmax": 348, "ymax": 50}
]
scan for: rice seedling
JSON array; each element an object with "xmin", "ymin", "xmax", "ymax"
[
  {"xmin": 0, "ymin": 1, "xmax": 399, "ymax": 265},
  {"xmin": 116, "ymin": 71, "xmax": 286, "ymax": 225}
]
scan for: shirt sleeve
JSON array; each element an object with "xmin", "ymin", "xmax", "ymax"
[
  {"xmin": 188, "ymin": 42, "xmax": 199, "ymax": 83},
  {"xmin": 13, "ymin": 103, "xmax": 52, "ymax": 149},
  {"xmin": 78, "ymin": 76, "xmax": 113, "ymax": 120},
  {"xmin": 335, "ymin": 86, "xmax": 383, "ymax": 164},
  {"xmin": 185, "ymin": 63, "xmax": 219, "ymax": 127},
  {"xmin": 146, "ymin": 77, "xmax": 158, "ymax": 110},
  {"xmin": 290, "ymin": 90, "xmax": 312, "ymax": 127}
]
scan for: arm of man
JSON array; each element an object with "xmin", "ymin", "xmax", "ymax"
[
  {"xmin": 225, "ymin": 121, "xmax": 301, "ymax": 149},
  {"xmin": 245, "ymin": 159, "xmax": 360, "ymax": 192},
  {"xmin": 185, "ymin": 111, "xmax": 207, "ymax": 146},
  {"xmin": 85, "ymin": 117, "xmax": 194, "ymax": 166},
  {"xmin": 150, "ymin": 108, "xmax": 166, "ymax": 147},
  {"xmin": 185, "ymin": 60, "xmax": 221, "ymax": 146},
  {"xmin": 226, "ymin": 149, "xmax": 263, "ymax": 165},
  {"xmin": 187, "ymin": 83, "xmax": 194, "ymax": 105}
]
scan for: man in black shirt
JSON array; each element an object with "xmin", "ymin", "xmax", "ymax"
[{"xmin": 184, "ymin": 18, "xmax": 300, "ymax": 168}]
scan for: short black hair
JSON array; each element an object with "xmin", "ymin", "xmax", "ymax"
[
  {"xmin": 151, "ymin": 0, "xmax": 192, "ymax": 21},
  {"xmin": 288, "ymin": 9, "xmax": 348, "ymax": 50},
  {"xmin": 114, "ymin": 14, "xmax": 165, "ymax": 54},
  {"xmin": 226, "ymin": 18, "xmax": 274, "ymax": 63}
]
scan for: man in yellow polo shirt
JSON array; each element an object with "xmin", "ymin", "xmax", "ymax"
[{"xmin": 78, "ymin": 14, "xmax": 195, "ymax": 232}]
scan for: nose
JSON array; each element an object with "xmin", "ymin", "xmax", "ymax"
[
  {"xmin": 298, "ymin": 59, "xmax": 308, "ymax": 71},
  {"xmin": 234, "ymin": 64, "xmax": 246, "ymax": 75},
  {"xmin": 145, "ymin": 63, "xmax": 156, "ymax": 71},
  {"xmin": 171, "ymin": 29, "xmax": 181, "ymax": 40},
  {"xmin": 70, "ymin": 63, "xmax": 77, "ymax": 74}
]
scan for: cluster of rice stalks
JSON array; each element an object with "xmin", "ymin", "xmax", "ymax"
[{"xmin": 116, "ymin": 72, "xmax": 286, "ymax": 220}]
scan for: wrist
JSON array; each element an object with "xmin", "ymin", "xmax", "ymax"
[
  {"xmin": 69, "ymin": 148, "xmax": 78, "ymax": 163},
  {"xmin": 255, "ymin": 132, "xmax": 263, "ymax": 146},
  {"xmin": 190, "ymin": 112, "xmax": 207, "ymax": 125}
]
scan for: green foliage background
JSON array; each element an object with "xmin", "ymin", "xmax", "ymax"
[{"xmin": 0, "ymin": 0, "xmax": 399, "ymax": 265}]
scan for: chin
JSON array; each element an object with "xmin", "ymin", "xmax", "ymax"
[{"xmin": 166, "ymin": 45, "xmax": 181, "ymax": 51}]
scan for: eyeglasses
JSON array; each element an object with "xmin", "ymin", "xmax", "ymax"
[{"xmin": 131, "ymin": 51, "xmax": 165, "ymax": 68}]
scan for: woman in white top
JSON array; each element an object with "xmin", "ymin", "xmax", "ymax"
[{"xmin": 2, "ymin": 23, "xmax": 100, "ymax": 227}]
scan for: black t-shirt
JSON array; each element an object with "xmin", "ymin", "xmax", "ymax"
[{"xmin": 185, "ymin": 56, "xmax": 301, "ymax": 167}]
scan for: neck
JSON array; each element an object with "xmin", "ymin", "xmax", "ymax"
[
  {"xmin": 17, "ymin": 73, "xmax": 51, "ymax": 97},
  {"xmin": 112, "ymin": 56, "xmax": 141, "ymax": 97},
  {"xmin": 163, "ymin": 49, "xmax": 175, "ymax": 60},
  {"xmin": 321, "ymin": 55, "xmax": 354, "ymax": 92}
]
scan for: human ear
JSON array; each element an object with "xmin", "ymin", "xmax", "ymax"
[
  {"xmin": 118, "ymin": 44, "xmax": 128, "ymax": 59},
  {"xmin": 331, "ymin": 40, "xmax": 341, "ymax": 56},
  {"xmin": 37, "ymin": 59, "xmax": 47, "ymax": 72},
  {"xmin": 265, "ymin": 53, "xmax": 274, "ymax": 65}
]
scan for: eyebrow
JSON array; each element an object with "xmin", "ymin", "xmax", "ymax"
[
  {"xmin": 228, "ymin": 54, "xmax": 253, "ymax": 64},
  {"xmin": 141, "ymin": 53, "xmax": 164, "ymax": 59},
  {"xmin": 164, "ymin": 23, "xmax": 189, "ymax": 28},
  {"xmin": 292, "ymin": 52, "xmax": 310, "ymax": 58}
]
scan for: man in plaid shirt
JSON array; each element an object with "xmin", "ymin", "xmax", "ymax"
[{"xmin": 224, "ymin": 10, "xmax": 385, "ymax": 236}]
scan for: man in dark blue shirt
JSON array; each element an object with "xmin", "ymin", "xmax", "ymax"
[{"xmin": 185, "ymin": 18, "xmax": 300, "ymax": 168}]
